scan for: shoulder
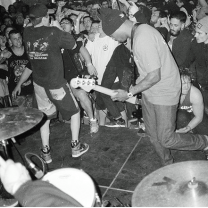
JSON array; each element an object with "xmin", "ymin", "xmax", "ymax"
[
  {"xmin": 190, "ymin": 85, "xmax": 203, "ymax": 103},
  {"xmin": 181, "ymin": 29, "xmax": 193, "ymax": 39}
]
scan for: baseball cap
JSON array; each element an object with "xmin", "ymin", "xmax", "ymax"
[
  {"xmin": 29, "ymin": 3, "xmax": 54, "ymax": 18},
  {"xmin": 98, "ymin": 8, "xmax": 127, "ymax": 36},
  {"xmin": 196, "ymin": 16, "xmax": 208, "ymax": 33}
]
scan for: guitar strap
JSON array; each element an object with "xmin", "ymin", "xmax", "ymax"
[
  {"xmin": 130, "ymin": 22, "xmax": 143, "ymax": 99},
  {"xmin": 130, "ymin": 22, "xmax": 143, "ymax": 63}
]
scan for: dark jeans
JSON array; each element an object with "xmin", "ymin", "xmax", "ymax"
[
  {"xmin": 101, "ymin": 66, "xmax": 136, "ymax": 119},
  {"xmin": 177, "ymin": 110, "xmax": 208, "ymax": 135},
  {"xmin": 142, "ymin": 95, "xmax": 208, "ymax": 166}
]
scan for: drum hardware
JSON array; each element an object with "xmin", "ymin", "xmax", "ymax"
[
  {"xmin": 0, "ymin": 107, "xmax": 43, "ymax": 159},
  {"xmin": 42, "ymin": 168, "xmax": 102, "ymax": 207},
  {"xmin": 132, "ymin": 160, "xmax": 208, "ymax": 207}
]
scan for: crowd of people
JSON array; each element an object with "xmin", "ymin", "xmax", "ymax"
[{"xmin": 1, "ymin": 0, "xmax": 208, "ymax": 206}]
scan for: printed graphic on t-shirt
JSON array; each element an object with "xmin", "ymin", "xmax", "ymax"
[
  {"xmin": 10, "ymin": 60, "xmax": 31, "ymax": 87},
  {"xmin": 180, "ymin": 105, "xmax": 193, "ymax": 113},
  {"xmin": 103, "ymin": 44, "xmax": 108, "ymax": 51},
  {"xmin": 26, "ymin": 37, "xmax": 49, "ymax": 60}
]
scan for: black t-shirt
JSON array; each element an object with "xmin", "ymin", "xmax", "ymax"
[
  {"xmin": 62, "ymin": 41, "xmax": 83, "ymax": 82},
  {"xmin": 23, "ymin": 26, "xmax": 76, "ymax": 89},
  {"xmin": 7, "ymin": 47, "xmax": 33, "ymax": 96}
]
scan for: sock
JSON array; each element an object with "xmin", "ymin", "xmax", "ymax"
[
  {"xmin": 42, "ymin": 145, "xmax": 50, "ymax": 153},
  {"xmin": 90, "ymin": 118, "xmax": 96, "ymax": 121},
  {"xmin": 71, "ymin": 140, "xmax": 79, "ymax": 148}
]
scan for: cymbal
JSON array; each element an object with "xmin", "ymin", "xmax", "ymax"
[
  {"xmin": 132, "ymin": 161, "xmax": 208, "ymax": 207},
  {"xmin": 0, "ymin": 107, "xmax": 43, "ymax": 141}
]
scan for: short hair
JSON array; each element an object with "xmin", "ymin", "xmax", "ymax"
[
  {"xmin": 101, "ymin": 0, "xmax": 108, "ymax": 4},
  {"xmin": 180, "ymin": 68, "xmax": 192, "ymax": 82},
  {"xmin": 60, "ymin": 17, "xmax": 73, "ymax": 25},
  {"xmin": 170, "ymin": 11, "xmax": 187, "ymax": 23},
  {"xmin": 68, "ymin": 14, "xmax": 78, "ymax": 18},
  {"xmin": 8, "ymin": 29, "xmax": 21, "ymax": 38},
  {"xmin": 0, "ymin": 31, "xmax": 5, "ymax": 37},
  {"xmin": 83, "ymin": 15, "xmax": 92, "ymax": 22},
  {"xmin": 91, "ymin": 20, "xmax": 100, "ymax": 24},
  {"xmin": 158, "ymin": 10, "xmax": 168, "ymax": 18},
  {"xmin": 138, "ymin": 0, "xmax": 147, "ymax": 4},
  {"xmin": 3, "ymin": 16, "xmax": 13, "ymax": 23},
  {"xmin": 29, "ymin": 16, "xmax": 44, "ymax": 26},
  {"xmin": 84, "ymin": 1, "xmax": 93, "ymax": 7},
  {"xmin": 3, "ymin": 26, "xmax": 16, "ymax": 36}
]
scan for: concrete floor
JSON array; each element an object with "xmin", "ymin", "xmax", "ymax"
[{"xmin": 11, "ymin": 121, "xmax": 205, "ymax": 206}]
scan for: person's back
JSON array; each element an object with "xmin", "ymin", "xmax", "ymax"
[
  {"xmin": 24, "ymin": 26, "xmax": 75, "ymax": 89},
  {"xmin": 133, "ymin": 24, "xmax": 181, "ymax": 105}
]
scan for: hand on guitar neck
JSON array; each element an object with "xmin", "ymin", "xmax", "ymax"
[{"xmin": 70, "ymin": 77, "xmax": 138, "ymax": 104}]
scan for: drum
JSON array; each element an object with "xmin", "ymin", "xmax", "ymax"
[{"xmin": 42, "ymin": 168, "xmax": 100, "ymax": 207}]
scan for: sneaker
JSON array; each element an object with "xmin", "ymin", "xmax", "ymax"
[
  {"xmin": 89, "ymin": 118, "xmax": 99, "ymax": 133},
  {"xmin": 71, "ymin": 141, "xmax": 89, "ymax": 158},
  {"xmin": 137, "ymin": 122, "xmax": 146, "ymax": 137},
  {"xmin": 105, "ymin": 118, "xmax": 125, "ymax": 127},
  {"xmin": 40, "ymin": 146, "xmax": 52, "ymax": 164},
  {"xmin": 0, "ymin": 198, "xmax": 18, "ymax": 207}
]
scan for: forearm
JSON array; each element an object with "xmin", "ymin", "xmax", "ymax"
[
  {"xmin": 130, "ymin": 69, "xmax": 161, "ymax": 95},
  {"xmin": 79, "ymin": 46, "xmax": 92, "ymax": 65},
  {"xmin": 67, "ymin": 9, "xmax": 81, "ymax": 16},
  {"xmin": 187, "ymin": 116, "xmax": 203, "ymax": 130},
  {"xmin": 16, "ymin": 68, "xmax": 32, "ymax": 88},
  {"xmin": 198, "ymin": 0, "xmax": 208, "ymax": 7},
  {"xmin": 56, "ymin": 6, "xmax": 62, "ymax": 15},
  {"xmin": 122, "ymin": 0, "xmax": 130, "ymax": 8},
  {"xmin": 74, "ymin": 19, "xmax": 81, "ymax": 34}
]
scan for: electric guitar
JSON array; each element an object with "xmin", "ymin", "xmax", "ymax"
[{"xmin": 70, "ymin": 77, "xmax": 138, "ymax": 104}]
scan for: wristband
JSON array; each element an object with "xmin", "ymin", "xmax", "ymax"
[
  {"xmin": 127, "ymin": 92, "xmax": 133, "ymax": 98},
  {"xmin": 0, "ymin": 53, "xmax": 4, "ymax": 58}
]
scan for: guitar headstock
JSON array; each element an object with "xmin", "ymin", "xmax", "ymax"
[{"xmin": 70, "ymin": 77, "xmax": 96, "ymax": 92}]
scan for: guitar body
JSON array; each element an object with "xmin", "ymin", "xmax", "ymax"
[{"xmin": 70, "ymin": 77, "xmax": 138, "ymax": 105}]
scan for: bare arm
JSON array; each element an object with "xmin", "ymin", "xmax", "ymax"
[
  {"xmin": 79, "ymin": 46, "xmax": 97, "ymax": 76},
  {"xmin": 188, "ymin": 86, "xmax": 204, "ymax": 129},
  {"xmin": 12, "ymin": 67, "xmax": 32, "ymax": 99},
  {"xmin": 176, "ymin": 86, "xmax": 204, "ymax": 133},
  {"xmin": 198, "ymin": 0, "xmax": 208, "ymax": 7}
]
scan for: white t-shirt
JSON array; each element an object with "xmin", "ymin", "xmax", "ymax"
[{"xmin": 86, "ymin": 33, "xmax": 119, "ymax": 84}]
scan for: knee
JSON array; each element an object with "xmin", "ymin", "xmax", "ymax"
[
  {"xmin": 76, "ymin": 90, "xmax": 89, "ymax": 102},
  {"xmin": 160, "ymin": 134, "xmax": 175, "ymax": 148}
]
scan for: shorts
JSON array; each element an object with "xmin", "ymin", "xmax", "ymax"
[{"xmin": 33, "ymin": 82, "xmax": 79, "ymax": 120}]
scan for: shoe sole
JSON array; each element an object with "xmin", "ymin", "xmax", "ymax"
[
  {"xmin": 105, "ymin": 125, "xmax": 125, "ymax": 127},
  {"xmin": 137, "ymin": 132, "xmax": 147, "ymax": 137},
  {"xmin": 40, "ymin": 155, "xmax": 52, "ymax": 164},
  {"xmin": 90, "ymin": 128, "xmax": 99, "ymax": 133},
  {"xmin": 44, "ymin": 159, "xmax": 52, "ymax": 164},
  {"xmin": 72, "ymin": 145, "xmax": 89, "ymax": 158}
]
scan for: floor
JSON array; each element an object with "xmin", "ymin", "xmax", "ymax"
[{"xmin": 10, "ymin": 121, "xmax": 205, "ymax": 207}]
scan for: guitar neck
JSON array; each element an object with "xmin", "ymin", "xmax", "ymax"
[
  {"xmin": 93, "ymin": 85, "xmax": 137, "ymax": 105},
  {"xmin": 94, "ymin": 85, "xmax": 117, "ymax": 97}
]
